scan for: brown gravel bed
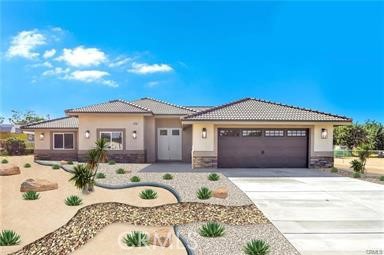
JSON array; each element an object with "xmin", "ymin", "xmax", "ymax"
[{"xmin": 10, "ymin": 202, "xmax": 267, "ymax": 255}]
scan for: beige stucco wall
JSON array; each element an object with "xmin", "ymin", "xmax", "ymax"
[
  {"xmin": 34, "ymin": 129, "xmax": 51, "ymax": 150},
  {"xmin": 313, "ymin": 124, "xmax": 333, "ymax": 152},
  {"xmin": 78, "ymin": 114, "xmax": 145, "ymax": 151},
  {"xmin": 144, "ymin": 116, "xmax": 156, "ymax": 162},
  {"xmin": 192, "ymin": 123, "xmax": 215, "ymax": 151}
]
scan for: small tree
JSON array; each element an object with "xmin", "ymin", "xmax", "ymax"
[
  {"xmin": 356, "ymin": 144, "xmax": 371, "ymax": 173},
  {"xmin": 5, "ymin": 137, "xmax": 26, "ymax": 155},
  {"xmin": 85, "ymin": 139, "xmax": 108, "ymax": 192}
]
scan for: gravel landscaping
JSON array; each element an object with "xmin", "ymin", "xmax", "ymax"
[
  {"xmin": 177, "ymin": 223, "xmax": 299, "ymax": 255},
  {"xmin": 318, "ymin": 167, "xmax": 384, "ymax": 185}
]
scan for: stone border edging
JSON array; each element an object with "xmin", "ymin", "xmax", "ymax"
[{"xmin": 174, "ymin": 225, "xmax": 195, "ymax": 255}]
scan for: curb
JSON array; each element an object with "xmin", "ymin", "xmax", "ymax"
[{"xmin": 174, "ymin": 225, "xmax": 195, "ymax": 255}]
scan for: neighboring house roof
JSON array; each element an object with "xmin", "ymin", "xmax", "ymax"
[
  {"xmin": 184, "ymin": 106, "xmax": 213, "ymax": 112},
  {"xmin": 183, "ymin": 98, "xmax": 352, "ymax": 122},
  {"xmin": 131, "ymin": 97, "xmax": 197, "ymax": 115},
  {"xmin": 22, "ymin": 117, "xmax": 79, "ymax": 129},
  {"xmin": 65, "ymin": 100, "xmax": 151, "ymax": 114},
  {"xmin": 0, "ymin": 124, "xmax": 21, "ymax": 133}
]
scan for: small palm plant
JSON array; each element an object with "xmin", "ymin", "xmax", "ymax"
[
  {"xmin": 199, "ymin": 222, "xmax": 225, "ymax": 237},
  {"xmin": 162, "ymin": 173, "xmax": 174, "ymax": 180},
  {"xmin": 130, "ymin": 176, "xmax": 141, "ymax": 182},
  {"xmin": 243, "ymin": 239, "xmax": 270, "ymax": 255},
  {"xmin": 65, "ymin": 195, "xmax": 82, "ymax": 206},
  {"xmin": 0, "ymin": 230, "xmax": 21, "ymax": 246},
  {"xmin": 197, "ymin": 187, "xmax": 212, "ymax": 200},
  {"xmin": 69, "ymin": 164, "xmax": 94, "ymax": 193},
  {"xmin": 122, "ymin": 231, "xmax": 148, "ymax": 247},
  {"xmin": 350, "ymin": 159, "xmax": 363, "ymax": 173},
  {"xmin": 139, "ymin": 189, "xmax": 158, "ymax": 199},
  {"xmin": 24, "ymin": 163, "xmax": 31, "ymax": 168},
  {"xmin": 208, "ymin": 173, "xmax": 220, "ymax": 181},
  {"xmin": 22, "ymin": 191, "xmax": 40, "ymax": 200}
]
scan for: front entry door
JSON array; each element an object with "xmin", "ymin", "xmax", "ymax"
[{"xmin": 157, "ymin": 128, "xmax": 182, "ymax": 160}]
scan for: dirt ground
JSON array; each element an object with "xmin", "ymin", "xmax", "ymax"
[
  {"xmin": 0, "ymin": 156, "xmax": 177, "ymax": 254},
  {"xmin": 334, "ymin": 157, "xmax": 384, "ymax": 175}
]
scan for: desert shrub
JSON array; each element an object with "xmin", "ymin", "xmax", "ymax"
[
  {"xmin": 353, "ymin": 172, "xmax": 361, "ymax": 178},
  {"xmin": 199, "ymin": 222, "xmax": 225, "ymax": 237},
  {"xmin": 0, "ymin": 230, "xmax": 21, "ymax": 246},
  {"xmin": 65, "ymin": 195, "xmax": 82, "ymax": 206},
  {"xmin": 330, "ymin": 167, "xmax": 338, "ymax": 173},
  {"xmin": 24, "ymin": 163, "xmax": 31, "ymax": 168},
  {"xmin": 122, "ymin": 231, "xmax": 148, "ymax": 247},
  {"xmin": 130, "ymin": 176, "xmax": 141, "ymax": 182},
  {"xmin": 22, "ymin": 191, "xmax": 40, "ymax": 200},
  {"xmin": 139, "ymin": 189, "xmax": 158, "ymax": 199},
  {"xmin": 52, "ymin": 164, "xmax": 60, "ymax": 170},
  {"xmin": 243, "ymin": 239, "xmax": 270, "ymax": 255},
  {"xmin": 1, "ymin": 159, "xmax": 8, "ymax": 164},
  {"xmin": 4, "ymin": 137, "xmax": 26, "ymax": 155},
  {"xmin": 208, "ymin": 173, "xmax": 220, "ymax": 181},
  {"xmin": 197, "ymin": 187, "xmax": 212, "ymax": 200},
  {"xmin": 96, "ymin": 172, "xmax": 106, "ymax": 179},
  {"xmin": 350, "ymin": 160, "xmax": 363, "ymax": 173},
  {"xmin": 108, "ymin": 160, "xmax": 116, "ymax": 165},
  {"xmin": 162, "ymin": 173, "xmax": 173, "ymax": 180},
  {"xmin": 116, "ymin": 168, "xmax": 126, "ymax": 174},
  {"xmin": 380, "ymin": 176, "xmax": 384, "ymax": 181}
]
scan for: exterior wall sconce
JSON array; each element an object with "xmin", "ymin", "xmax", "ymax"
[
  {"xmin": 321, "ymin": 128, "xmax": 328, "ymax": 139},
  {"xmin": 85, "ymin": 130, "xmax": 90, "ymax": 139},
  {"xmin": 132, "ymin": 130, "xmax": 137, "ymax": 139},
  {"xmin": 39, "ymin": 132, "xmax": 45, "ymax": 140},
  {"xmin": 202, "ymin": 128, "xmax": 207, "ymax": 139}
]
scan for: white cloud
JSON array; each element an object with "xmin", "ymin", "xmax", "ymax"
[
  {"xmin": 43, "ymin": 49, "xmax": 56, "ymax": 59},
  {"xmin": 147, "ymin": 81, "xmax": 160, "ymax": 87},
  {"xmin": 64, "ymin": 70, "xmax": 118, "ymax": 87},
  {"xmin": 128, "ymin": 62, "xmax": 173, "ymax": 74},
  {"xmin": 6, "ymin": 30, "xmax": 46, "ymax": 59},
  {"xmin": 56, "ymin": 46, "xmax": 107, "ymax": 67},
  {"xmin": 42, "ymin": 67, "xmax": 70, "ymax": 76},
  {"xmin": 32, "ymin": 61, "xmax": 53, "ymax": 68},
  {"xmin": 108, "ymin": 57, "xmax": 132, "ymax": 68}
]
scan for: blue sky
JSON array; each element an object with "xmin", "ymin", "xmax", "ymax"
[{"xmin": 1, "ymin": 1, "xmax": 383, "ymax": 122}]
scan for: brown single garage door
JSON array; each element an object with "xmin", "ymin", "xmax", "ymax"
[{"xmin": 218, "ymin": 128, "xmax": 308, "ymax": 168}]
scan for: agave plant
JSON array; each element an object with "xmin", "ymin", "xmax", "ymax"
[
  {"xmin": 69, "ymin": 164, "xmax": 94, "ymax": 193},
  {"xmin": 1, "ymin": 159, "xmax": 8, "ymax": 164},
  {"xmin": 65, "ymin": 195, "xmax": 82, "ymax": 206},
  {"xmin": 24, "ymin": 163, "xmax": 31, "ymax": 168},
  {"xmin": 139, "ymin": 189, "xmax": 158, "ymax": 199},
  {"xmin": 199, "ymin": 222, "xmax": 225, "ymax": 237},
  {"xmin": 197, "ymin": 187, "xmax": 212, "ymax": 200},
  {"xmin": 130, "ymin": 176, "xmax": 141, "ymax": 182},
  {"xmin": 0, "ymin": 230, "xmax": 21, "ymax": 246},
  {"xmin": 208, "ymin": 173, "xmax": 220, "ymax": 181},
  {"xmin": 22, "ymin": 191, "xmax": 40, "ymax": 200},
  {"xmin": 243, "ymin": 239, "xmax": 270, "ymax": 255},
  {"xmin": 122, "ymin": 231, "xmax": 148, "ymax": 247},
  {"xmin": 162, "ymin": 173, "xmax": 173, "ymax": 180},
  {"xmin": 96, "ymin": 172, "xmax": 106, "ymax": 179}
]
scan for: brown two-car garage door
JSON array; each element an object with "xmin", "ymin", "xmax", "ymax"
[{"xmin": 218, "ymin": 128, "xmax": 308, "ymax": 168}]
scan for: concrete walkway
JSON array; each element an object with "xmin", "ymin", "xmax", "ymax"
[{"xmin": 229, "ymin": 177, "xmax": 384, "ymax": 255}]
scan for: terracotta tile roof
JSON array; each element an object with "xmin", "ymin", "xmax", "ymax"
[
  {"xmin": 183, "ymin": 98, "xmax": 352, "ymax": 122},
  {"xmin": 65, "ymin": 100, "xmax": 151, "ymax": 113},
  {"xmin": 21, "ymin": 117, "xmax": 79, "ymax": 129},
  {"xmin": 131, "ymin": 97, "xmax": 197, "ymax": 115}
]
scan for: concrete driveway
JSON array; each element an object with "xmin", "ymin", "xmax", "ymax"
[{"xmin": 229, "ymin": 177, "xmax": 384, "ymax": 255}]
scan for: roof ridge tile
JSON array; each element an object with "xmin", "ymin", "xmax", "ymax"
[{"xmin": 139, "ymin": 97, "xmax": 198, "ymax": 112}]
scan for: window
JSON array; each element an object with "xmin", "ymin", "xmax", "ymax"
[
  {"xmin": 287, "ymin": 130, "xmax": 307, "ymax": 137},
  {"xmin": 172, "ymin": 129, "xmax": 180, "ymax": 136},
  {"xmin": 100, "ymin": 131, "xmax": 123, "ymax": 150},
  {"xmin": 53, "ymin": 133, "xmax": 74, "ymax": 149},
  {"xmin": 242, "ymin": 129, "xmax": 262, "ymax": 137},
  {"xmin": 219, "ymin": 129, "xmax": 240, "ymax": 137},
  {"xmin": 265, "ymin": 130, "xmax": 284, "ymax": 137},
  {"xmin": 160, "ymin": 130, "xmax": 168, "ymax": 136}
]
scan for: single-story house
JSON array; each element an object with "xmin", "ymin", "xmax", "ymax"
[{"xmin": 22, "ymin": 97, "xmax": 351, "ymax": 168}]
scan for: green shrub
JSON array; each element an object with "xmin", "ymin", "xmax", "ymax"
[
  {"xmin": 243, "ymin": 239, "xmax": 270, "ymax": 255},
  {"xmin": 353, "ymin": 172, "xmax": 361, "ymax": 178},
  {"xmin": 330, "ymin": 167, "xmax": 338, "ymax": 173},
  {"xmin": 122, "ymin": 231, "xmax": 148, "ymax": 247},
  {"xmin": 52, "ymin": 164, "xmax": 60, "ymax": 170},
  {"xmin": 96, "ymin": 172, "xmax": 106, "ymax": 179},
  {"xmin": 350, "ymin": 159, "xmax": 363, "ymax": 173},
  {"xmin": 139, "ymin": 189, "xmax": 158, "ymax": 199},
  {"xmin": 24, "ymin": 163, "xmax": 31, "ymax": 168},
  {"xmin": 208, "ymin": 173, "xmax": 220, "ymax": 181},
  {"xmin": 4, "ymin": 137, "xmax": 26, "ymax": 156},
  {"xmin": 65, "ymin": 195, "xmax": 82, "ymax": 206},
  {"xmin": 108, "ymin": 160, "xmax": 116, "ymax": 165},
  {"xmin": 197, "ymin": 187, "xmax": 212, "ymax": 200},
  {"xmin": 130, "ymin": 176, "xmax": 141, "ymax": 182},
  {"xmin": 380, "ymin": 176, "xmax": 384, "ymax": 181},
  {"xmin": 199, "ymin": 222, "xmax": 225, "ymax": 237},
  {"xmin": 1, "ymin": 159, "xmax": 8, "ymax": 164},
  {"xmin": 116, "ymin": 168, "xmax": 126, "ymax": 174},
  {"xmin": 162, "ymin": 173, "xmax": 173, "ymax": 180},
  {"xmin": 0, "ymin": 230, "xmax": 21, "ymax": 246},
  {"xmin": 22, "ymin": 191, "xmax": 40, "ymax": 200},
  {"xmin": 67, "ymin": 160, "xmax": 73, "ymax": 165},
  {"xmin": 69, "ymin": 164, "xmax": 93, "ymax": 191}
]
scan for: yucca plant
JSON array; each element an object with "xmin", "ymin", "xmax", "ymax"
[
  {"xmin": 130, "ymin": 176, "xmax": 141, "ymax": 182},
  {"xmin": 69, "ymin": 164, "xmax": 94, "ymax": 193},
  {"xmin": 116, "ymin": 168, "xmax": 126, "ymax": 174},
  {"xmin": 24, "ymin": 163, "xmax": 31, "ymax": 168},
  {"xmin": 122, "ymin": 231, "xmax": 148, "ymax": 247},
  {"xmin": 65, "ymin": 195, "xmax": 82, "ymax": 206},
  {"xmin": 208, "ymin": 173, "xmax": 220, "ymax": 181},
  {"xmin": 96, "ymin": 172, "xmax": 106, "ymax": 179},
  {"xmin": 197, "ymin": 187, "xmax": 212, "ymax": 200},
  {"xmin": 162, "ymin": 173, "xmax": 173, "ymax": 180},
  {"xmin": 52, "ymin": 164, "xmax": 60, "ymax": 170},
  {"xmin": 330, "ymin": 167, "xmax": 338, "ymax": 173},
  {"xmin": 22, "ymin": 191, "xmax": 40, "ymax": 200},
  {"xmin": 243, "ymin": 239, "xmax": 270, "ymax": 255},
  {"xmin": 0, "ymin": 230, "xmax": 21, "ymax": 246},
  {"xmin": 1, "ymin": 159, "xmax": 8, "ymax": 164},
  {"xmin": 350, "ymin": 159, "xmax": 363, "ymax": 173},
  {"xmin": 139, "ymin": 189, "xmax": 158, "ymax": 199},
  {"xmin": 108, "ymin": 160, "xmax": 116, "ymax": 165},
  {"xmin": 199, "ymin": 222, "xmax": 225, "ymax": 237}
]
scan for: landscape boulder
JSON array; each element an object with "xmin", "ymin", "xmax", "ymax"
[
  {"xmin": 20, "ymin": 178, "xmax": 58, "ymax": 192},
  {"xmin": 60, "ymin": 160, "xmax": 68, "ymax": 165},
  {"xmin": 213, "ymin": 186, "xmax": 229, "ymax": 199},
  {"xmin": 0, "ymin": 165, "xmax": 21, "ymax": 176},
  {"xmin": 149, "ymin": 227, "xmax": 173, "ymax": 247}
]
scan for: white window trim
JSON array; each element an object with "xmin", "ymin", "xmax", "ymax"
[
  {"xmin": 53, "ymin": 133, "xmax": 74, "ymax": 150},
  {"xmin": 99, "ymin": 131, "xmax": 123, "ymax": 150}
]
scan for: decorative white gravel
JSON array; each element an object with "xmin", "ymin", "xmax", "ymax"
[{"xmin": 177, "ymin": 223, "xmax": 300, "ymax": 255}]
